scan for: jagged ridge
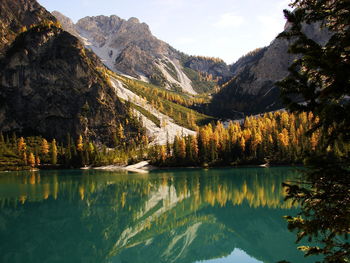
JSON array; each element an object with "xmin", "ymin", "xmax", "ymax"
[{"xmin": 53, "ymin": 11, "xmax": 232, "ymax": 95}]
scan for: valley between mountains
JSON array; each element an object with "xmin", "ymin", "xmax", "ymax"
[{"xmin": 0, "ymin": 0, "xmax": 329, "ymax": 169}]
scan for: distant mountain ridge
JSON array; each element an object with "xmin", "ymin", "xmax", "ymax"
[
  {"xmin": 0, "ymin": 0, "xmax": 332, "ymax": 147},
  {"xmin": 53, "ymin": 11, "xmax": 330, "ymax": 119},
  {"xmin": 52, "ymin": 11, "xmax": 233, "ymax": 95},
  {"xmin": 209, "ymin": 22, "xmax": 331, "ymax": 118}
]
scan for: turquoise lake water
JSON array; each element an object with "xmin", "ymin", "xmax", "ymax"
[{"xmin": 0, "ymin": 167, "xmax": 313, "ymax": 263}]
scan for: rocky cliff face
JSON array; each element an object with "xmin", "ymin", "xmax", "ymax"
[
  {"xmin": 209, "ymin": 22, "xmax": 331, "ymax": 118},
  {"xmin": 0, "ymin": 0, "xmax": 56, "ymax": 57},
  {"xmin": 76, "ymin": 15, "xmax": 169, "ymax": 77},
  {"xmin": 0, "ymin": 0, "xmax": 142, "ymax": 145},
  {"xmin": 51, "ymin": 11, "xmax": 81, "ymax": 40},
  {"xmin": 54, "ymin": 13, "xmax": 231, "ymax": 94},
  {"xmin": 184, "ymin": 56, "xmax": 232, "ymax": 82}
]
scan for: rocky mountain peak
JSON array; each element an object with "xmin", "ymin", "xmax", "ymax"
[
  {"xmin": 128, "ymin": 17, "xmax": 140, "ymax": 23},
  {"xmin": 76, "ymin": 15, "xmax": 123, "ymax": 35},
  {"xmin": 76, "ymin": 15, "xmax": 151, "ymax": 39},
  {"xmin": 51, "ymin": 11, "xmax": 80, "ymax": 39},
  {"xmin": 54, "ymin": 12, "xmax": 231, "ymax": 94}
]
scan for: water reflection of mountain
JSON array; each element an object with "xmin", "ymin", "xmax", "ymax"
[{"xmin": 0, "ymin": 168, "xmax": 308, "ymax": 263}]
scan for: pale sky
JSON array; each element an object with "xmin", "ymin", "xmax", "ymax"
[{"xmin": 38, "ymin": 0, "xmax": 292, "ymax": 64}]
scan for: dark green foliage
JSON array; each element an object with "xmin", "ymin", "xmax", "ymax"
[
  {"xmin": 0, "ymin": 129, "xmax": 149, "ymax": 170},
  {"xmin": 283, "ymin": 154, "xmax": 350, "ymax": 263},
  {"xmin": 182, "ymin": 67, "xmax": 217, "ymax": 94},
  {"xmin": 277, "ymin": 1, "xmax": 350, "ymax": 262},
  {"xmin": 128, "ymin": 102, "xmax": 161, "ymax": 127}
]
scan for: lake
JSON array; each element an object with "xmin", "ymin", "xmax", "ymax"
[{"xmin": 0, "ymin": 167, "xmax": 312, "ymax": 263}]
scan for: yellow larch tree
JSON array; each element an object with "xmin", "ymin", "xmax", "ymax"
[
  {"xmin": 278, "ymin": 128, "xmax": 289, "ymax": 147},
  {"xmin": 160, "ymin": 145, "xmax": 167, "ymax": 162},
  {"xmin": 28, "ymin": 152, "xmax": 35, "ymax": 168},
  {"xmin": 190, "ymin": 135, "xmax": 199, "ymax": 160},
  {"xmin": 77, "ymin": 135, "xmax": 84, "ymax": 152},
  {"xmin": 51, "ymin": 139, "xmax": 57, "ymax": 165},
  {"xmin": 310, "ymin": 132, "xmax": 319, "ymax": 151},
  {"xmin": 41, "ymin": 138, "xmax": 49, "ymax": 155},
  {"xmin": 178, "ymin": 137, "xmax": 186, "ymax": 159},
  {"xmin": 117, "ymin": 123, "xmax": 125, "ymax": 140},
  {"xmin": 18, "ymin": 137, "xmax": 26, "ymax": 153},
  {"xmin": 239, "ymin": 136, "xmax": 246, "ymax": 152}
]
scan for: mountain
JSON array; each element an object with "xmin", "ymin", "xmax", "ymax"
[
  {"xmin": 53, "ymin": 12, "xmax": 232, "ymax": 94},
  {"xmin": 0, "ymin": 0, "xmax": 56, "ymax": 57},
  {"xmin": 209, "ymin": 22, "xmax": 331, "ymax": 118},
  {"xmin": 0, "ymin": 0, "xmax": 143, "ymax": 145}
]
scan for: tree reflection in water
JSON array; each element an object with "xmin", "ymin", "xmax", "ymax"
[{"xmin": 0, "ymin": 168, "xmax": 310, "ymax": 263}]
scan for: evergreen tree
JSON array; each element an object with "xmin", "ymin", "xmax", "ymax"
[{"xmin": 277, "ymin": 1, "xmax": 350, "ymax": 262}]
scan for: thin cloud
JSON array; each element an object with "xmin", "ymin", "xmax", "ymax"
[{"xmin": 214, "ymin": 13, "xmax": 244, "ymax": 28}]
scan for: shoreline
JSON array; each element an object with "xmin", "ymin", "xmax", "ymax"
[{"xmin": 0, "ymin": 162, "xmax": 303, "ymax": 174}]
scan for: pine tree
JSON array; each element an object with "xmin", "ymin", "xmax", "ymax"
[{"xmin": 277, "ymin": 1, "xmax": 350, "ymax": 262}]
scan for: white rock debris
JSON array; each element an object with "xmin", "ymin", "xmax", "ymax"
[{"xmin": 110, "ymin": 76, "xmax": 196, "ymax": 145}]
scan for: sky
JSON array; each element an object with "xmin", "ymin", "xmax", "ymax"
[{"xmin": 37, "ymin": 0, "xmax": 292, "ymax": 64}]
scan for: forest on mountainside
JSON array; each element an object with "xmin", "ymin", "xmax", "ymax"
[
  {"xmin": 151, "ymin": 111, "xmax": 348, "ymax": 167},
  {"xmin": 2, "ymin": 111, "xmax": 347, "ymax": 171}
]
